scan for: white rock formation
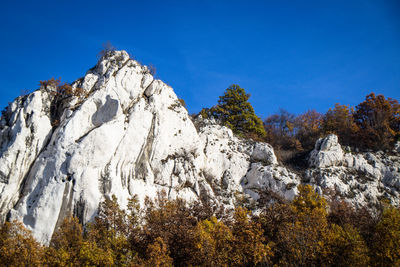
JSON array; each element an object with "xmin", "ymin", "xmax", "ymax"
[
  {"xmin": 309, "ymin": 134, "xmax": 344, "ymax": 168},
  {"xmin": 0, "ymin": 50, "xmax": 399, "ymax": 244},
  {"xmin": 0, "ymin": 51, "xmax": 286, "ymax": 243},
  {"xmin": 306, "ymin": 135, "xmax": 400, "ymax": 208}
]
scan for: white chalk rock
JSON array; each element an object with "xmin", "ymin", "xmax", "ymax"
[
  {"xmin": 1, "ymin": 50, "xmax": 400, "ymax": 244},
  {"xmin": 309, "ymin": 134, "xmax": 344, "ymax": 168},
  {"xmin": 251, "ymin": 143, "xmax": 278, "ymax": 165}
]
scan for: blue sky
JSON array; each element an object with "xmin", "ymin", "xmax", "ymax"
[{"xmin": 1, "ymin": 0, "xmax": 399, "ymax": 118}]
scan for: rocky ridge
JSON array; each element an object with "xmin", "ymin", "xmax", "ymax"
[{"xmin": 0, "ymin": 50, "xmax": 399, "ymax": 243}]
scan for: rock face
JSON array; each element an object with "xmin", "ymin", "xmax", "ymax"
[
  {"xmin": 306, "ymin": 134, "xmax": 400, "ymax": 208},
  {"xmin": 309, "ymin": 134, "xmax": 344, "ymax": 168},
  {"xmin": 0, "ymin": 50, "xmax": 399, "ymax": 244},
  {"xmin": 0, "ymin": 51, "xmax": 292, "ymax": 243}
]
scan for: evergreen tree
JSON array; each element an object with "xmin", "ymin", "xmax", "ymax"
[{"xmin": 210, "ymin": 84, "xmax": 266, "ymax": 138}]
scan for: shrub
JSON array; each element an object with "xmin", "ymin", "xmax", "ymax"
[
  {"xmin": 2, "ymin": 187, "xmax": 400, "ymax": 266},
  {"xmin": 371, "ymin": 204, "xmax": 400, "ymax": 266},
  {"xmin": 98, "ymin": 41, "xmax": 116, "ymax": 59},
  {"xmin": 39, "ymin": 78, "xmax": 87, "ymax": 127}
]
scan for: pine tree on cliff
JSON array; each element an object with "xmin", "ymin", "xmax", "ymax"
[{"xmin": 210, "ymin": 84, "xmax": 266, "ymax": 138}]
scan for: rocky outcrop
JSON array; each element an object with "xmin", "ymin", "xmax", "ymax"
[
  {"xmin": 309, "ymin": 134, "xmax": 344, "ymax": 168},
  {"xmin": 306, "ymin": 135, "xmax": 400, "ymax": 208},
  {"xmin": 0, "ymin": 51, "xmax": 289, "ymax": 243},
  {"xmin": 0, "ymin": 50, "xmax": 399, "ymax": 244}
]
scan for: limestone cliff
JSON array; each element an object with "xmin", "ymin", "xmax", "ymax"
[{"xmin": 0, "ymin": 50, "xmax": 399, "ymax": 244}]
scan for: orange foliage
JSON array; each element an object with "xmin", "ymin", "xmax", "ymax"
[
  {"xmin": 322, "ymin": 103, "xmax": 359, "ymax": 146},
  {"xmin": 39, "ymin": 77, "xmax": 61, "ymax": 88},
  {"xmin": 295, "ymin": 110, "xmax": 323, "ymax": 150},
  {"xmin": 1, "ymin": 187, "xmax": 399, "ymax": 266},
  {"xmin": 0, "ymin": 221, "xmax": 43, "ymax": 266},
  {"xmin": 354, "ymin": 93, "xmax": 400, "ymax": 150},
  {"xmin": 39, "ymin": 77, "xmax": 87, "ymax": 99}
]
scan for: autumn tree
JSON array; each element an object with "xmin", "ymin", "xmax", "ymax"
[
  {"xmin": 264, "ymin": 109, "xmax": 301, "ymax": 150},
  {"xmin": 328, "ymin": 199, "xmax": 377, "ymax": 247},
  {"xmin": 126, "ymin": 195, "xmax": 143, "ymax": 254},
  {"xmin": 193, "ymin": 216, "xmax": 233, "ymax": 266},
  {"xmin": 322, "ymin": 103, "xmax": 359, "ymax": 146},
  {"xmin": 276, "ymin": 185, "xmax": 329, "ymax": 266},
  {"xmin": 45, "ymin": 216, "xmax": 113, "ymax": 266},
  {"xmin": 295, "ymin": 110, "xmax": 323, "ymax": 151},
  {"xmin": 85, "ymin": 195, "xmax": 133, "ymax": 265},
  {"xmin": 371, "ymin": 204, "xmax": 400, "ymax": 266},
  {"xmin": 140, "ymin": 191, "xmax": 199, "ymax": 266},
  {"xmin": 229, "ymin": 207, "xmax": 273, "ymax": 266},
  {"xmin": 322, "ymin": 223, "xmax": 369, "ymax": 266},
  {"xmin": 47, "ymin": 216, "xmax": 84, "ymax": 265},
  {"xmin": 209, "ymin": 84, "xmax": 266, "ymax": 138},
  {"xmin": 0, "ymin": 221, "xmax": 43, "ymax": 266},
  {"xmin": 257, "ymin": 200, "xmax": 296, "ymax": 263},
  {"xmin": 143, "ymin": 237, "xmax": 173, "ymax": 267},
  {"xmin": 354, "ymin": 93, "xmax": 400, "ymax": 150}
]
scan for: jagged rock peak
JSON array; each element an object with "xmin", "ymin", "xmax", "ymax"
[
  {"xmin": 0, "ymin": 50, "xmax": 285, "ymax": 244},
  {"xmin": 0, "ymin": 51, "xmax": 399, "ymax": 245}
]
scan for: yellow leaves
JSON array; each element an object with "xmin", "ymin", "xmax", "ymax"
[
  {"xmin": 143, "ymin": 237, "xmax": 173, "ymax": 267},
  {"xmin": 1, "ymin": 190, "xmax": 400, "ymax": 266},
  {"xmin": 78, "ymin": 241, "xmax": 114, "ymax": 266},
  {"xmin": 193, "ymin": 216, "xmax": 233, "ymax": 266},
  {"xmin": 354, "ymin": 92, "xmax": 400, "ymax": 150},
  {"xmin": 291, "ymin": 185, "xmax": 328, "ymax": 217},
  {"xmin": 0, "ymin": 221, "xmax": 44, "ymax": 267},
  {"xmin": 372, "ymin": 205, "xmax": 400, "ymax": 266},
  {"xmin": 230, "ymin": 207, "xmax": 273, "ymax": 266},
  {"xmin": 321, "ymin": 223, "xmax": 369, "ymax": 266}
]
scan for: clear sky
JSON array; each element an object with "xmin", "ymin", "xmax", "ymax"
[{"xmin": 1, "ymin": 0, "xmax": 399, "ymax": 118}]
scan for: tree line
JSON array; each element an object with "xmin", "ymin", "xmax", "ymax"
[
  {"xmin": 200, "ymin": 85, "xmax": 400, "ymax": 154},
  {"xmin": 0, "ymin": 185, "xmax": 399, "ymax": 266}
]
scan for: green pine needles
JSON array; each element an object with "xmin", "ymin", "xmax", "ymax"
[{"xmin": 208, "ymin": 84, "xmax": 266, "ymax": 138}]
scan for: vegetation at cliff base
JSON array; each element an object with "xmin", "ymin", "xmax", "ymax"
[{"xmin": 1, "ymin": 185, "xmax": 399, "ymax": 266}]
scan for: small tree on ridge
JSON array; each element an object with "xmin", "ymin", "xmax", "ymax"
[{"xmin": 210, "ymin": 84, "xmax": 266, "ymax": 138}]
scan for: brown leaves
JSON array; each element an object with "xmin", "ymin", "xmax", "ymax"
[
  {"xmin": 322, "ymin": 103, "xmax": 359, "ymax": 146},
  {"xmin": 0, "ymin": 221, "xmax": 44, "ymax": 267},
  {"xmin": 264, "ymin": 92, "xmax": 400, "ymax": 155},
  {"xmin": 1, "ymin": 188, "xmax": 399, "ymax": 266},
  {"xmin": 372, "ymin": 205, "xmax": 400, "ymax": 266},
  {"xmin": 354, "ymin": 93, "xmax": 400, "ymax": 150},
  {"xmin": 39, "ymin": 77, "xmax": 87, "ymax": 99}
]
